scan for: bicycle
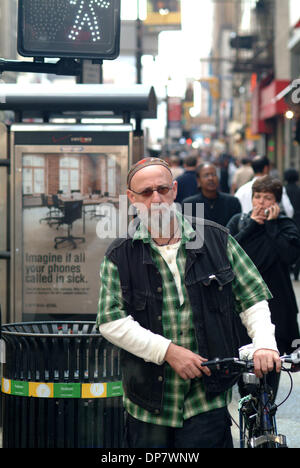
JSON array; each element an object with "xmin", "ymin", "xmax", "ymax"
[{"xmin": 201, "ymin": 350, "xmax": 300, "ymax": 448}]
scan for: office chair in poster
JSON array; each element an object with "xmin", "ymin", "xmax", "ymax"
[{"xmin": 54, "ymin": 200, "xmax": 85, "ymax": 249}]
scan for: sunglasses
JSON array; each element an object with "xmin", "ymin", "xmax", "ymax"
[{"xmin": 129, "ymin": 184, "xmax": 174, "ymax": 197}]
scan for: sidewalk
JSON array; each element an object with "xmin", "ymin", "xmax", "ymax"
[{"xmin": 230, "ymin": 280, "xmax": 300, "ymax": 448}]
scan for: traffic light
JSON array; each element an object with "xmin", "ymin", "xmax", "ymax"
[
  {"xmin": 17, "ymin": 0, "xmax": 121, "ymax": 60},
  {"xmin": 151, "ymin": 1, "xmax": 180, "ymax": 14}
]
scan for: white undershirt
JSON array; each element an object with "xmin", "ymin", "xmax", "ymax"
[{"xmin": 155, "ymin": 240, "xmax": 183, "ymax": 305}]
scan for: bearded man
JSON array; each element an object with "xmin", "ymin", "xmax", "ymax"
[{"xmin": 96, "ymin": 157, "xmax": 281, "ymax": 449}]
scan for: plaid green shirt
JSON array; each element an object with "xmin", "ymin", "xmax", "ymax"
[{"xmin": 97, "ymin": 215, "xmax": 272, "ymax": 427}]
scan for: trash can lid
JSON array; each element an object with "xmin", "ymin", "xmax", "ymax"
[{"xmin": 1, "ymin": 321, "xmax": 100, "ymax": 338}]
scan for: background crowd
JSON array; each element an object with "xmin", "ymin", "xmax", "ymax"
[
  {"xmin": 163, "ymin": 149, "xmax": 300, "ymax": 374},
  {"xmin": 164, "ymin": 149, "xmax": 300, "ymax": 246}
]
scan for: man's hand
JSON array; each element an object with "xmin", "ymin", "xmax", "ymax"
[
  {"xmin": 253, "ymin": 348, "xmax": 281, "ymax": 378},
  {"xmin": 164, "ymin": 343, "xmax": 211, "ymax": 380}
]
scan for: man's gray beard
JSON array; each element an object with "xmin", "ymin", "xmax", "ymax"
[{"xmin": 139, "ymin": 202, "xmax": 178, "ymax": 239}]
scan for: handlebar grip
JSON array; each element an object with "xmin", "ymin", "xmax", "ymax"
[{"xmin": 201, "ymin": 357, "xmax": 239, "ymax": 368}]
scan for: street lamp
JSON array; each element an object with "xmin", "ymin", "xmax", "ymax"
[{"xmin": 285, "ymin": 110, "xmax": 294, "ymax": 120}]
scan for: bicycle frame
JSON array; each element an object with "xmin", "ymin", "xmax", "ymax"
[
  {"xmin": 202, "ymin": 353, "xmax": 300, "ymax": 449},
  {"xmin": 239, "ymin": 373, "xmax": 287, "ymax": 448}
]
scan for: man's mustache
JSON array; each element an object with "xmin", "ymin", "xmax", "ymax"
[
  {"xmin": 137, "ymin": 202, "xmax": 177, "ymax": 217},
  {"xmin": 136, "ymin": 203, "xmax": 178, "ymax": 237}
]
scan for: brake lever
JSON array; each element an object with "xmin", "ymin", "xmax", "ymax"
[{"xmin": 290, "ymin": 363, "xmax": 300, "ymax": 373}]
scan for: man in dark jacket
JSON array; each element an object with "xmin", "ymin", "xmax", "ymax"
[
  {"xmin": 227, "ymin": 175, "xmax": 300, "ymax": 356},
  {"xmin": 284, "ymin": 168, "xmax": 300, "ymax": 280},
  {"xmin": 182, "ymin": 163, "xmax": 241, "ymax": 226},
  {"xmin": 97, "ymin": 158, "xmax": 281, "ymax": 449},
  {"xmin": 174, "ymin": 155, "xmax": 198, "ymax": 203},
  {"xmin": 227, "ymin": 175, "xmax": 300, "ymax": 398}
]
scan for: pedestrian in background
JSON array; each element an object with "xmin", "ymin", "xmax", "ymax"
[
  {"xmin": 231, "ymin": 157, "xmax": 254, "ymax": 194},
  {"xmin": 168, "ymin": 154, "xmax": 184, "ymax": 180},
  {"xmin": 227, "ymin": 176, "xmax": 300, "ymax": 360},
  {"xmin": 235, "ymin": 156, "xmax": 294, "ymax": 218},
  {"xmin": 97, "ymin": 158, "xmax": 281, "ymax": 449},
  {"xmin": 284, "ymin": 168, "xmax": 300, "ymax": 280},
  {"xmin": 218, "ymin": 153, "xmax": 237, "ymax": 194},
  {"xmin": 174, "ymin": 155, "xmax": 198, "ymax": 203},
  {"xmin": 182, "ymin": 163, "xmax": 241, "ymax": 227}
]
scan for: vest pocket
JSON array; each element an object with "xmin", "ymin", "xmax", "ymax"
[
  {"xmin": 121, "ymin": 287, "xmax": 147, "ymax": 309},
  {"xmin": 132, "ymin": 290, "xmax": 147, "ymax": 310},
  {"xmin": 128, "ymin": 290, "xmax": 150, "ymax": 329},
  {"xmin": 201, "ymin": 268, "xmax": 235, "ymax": 288},
  {"xmin": 201, "ymin": 269, "xmax": 235, "ymax": 313}
]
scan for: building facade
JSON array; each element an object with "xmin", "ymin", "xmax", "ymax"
[{"xmin": 211, "ymin": 0, "xmax": 299, "ymax": 176}]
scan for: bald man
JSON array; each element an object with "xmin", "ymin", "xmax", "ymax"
[{"xmin": 96, "ymin": 157, "xmax": 281, "ymax": 449}]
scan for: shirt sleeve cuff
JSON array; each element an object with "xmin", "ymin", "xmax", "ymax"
[{"xmin": 239, "ymin": 300, "xmax": 278, "ymax": 354}]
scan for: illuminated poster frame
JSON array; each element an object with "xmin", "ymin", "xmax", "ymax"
[{"xmin": 11, "ymin": 124, "xmax": 132, "ymax": 322}]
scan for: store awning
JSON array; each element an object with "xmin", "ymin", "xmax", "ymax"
[
  {"xmin": 271, "ymin": 79, "xmax": 300, "ymax": 118},
  {"xmin": 272, "ymin": 82, "xmax": 294, "ymax": 104},
  {"xmin": 260, "ymin": 80, "xmax": 290, "ymax": 120}
]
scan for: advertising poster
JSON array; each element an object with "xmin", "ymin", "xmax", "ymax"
[
  {"xmin": 167, "ymin": 96, "xmax": 182, "ymax": 138},
  {"xmin": 12, "ymin": 125, "xmax": 131, "ymax": 321}
]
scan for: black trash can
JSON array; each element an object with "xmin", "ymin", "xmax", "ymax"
[{"xmin": 1, "ymin": 321, "xmax": 124, "ymax": 448}]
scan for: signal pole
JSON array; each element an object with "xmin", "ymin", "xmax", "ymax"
[{"xmin": 136, "ymin": 0, "xmax": 143, "ymax": 85}]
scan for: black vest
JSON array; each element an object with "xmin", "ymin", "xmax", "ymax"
[{"xmin": 106, "ymin": 218, "xmax": 242, "ymax": 414}]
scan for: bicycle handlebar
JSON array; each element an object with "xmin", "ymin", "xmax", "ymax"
[
  {"xmin": 280, "ymin": 351, "xmax": 300, "ymax": 364},
  {"xmin": 201, "ymin": 351, "xmax": 300, "ymax": 371},
  {"xmin": 201, "ymin": 357, "xmax": 254, "ymax": 376},
  {"xmin": 202, "ymin": 357, "xmax": 250, "ymax": 369}
]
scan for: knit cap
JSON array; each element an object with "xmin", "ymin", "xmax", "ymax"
[{"xmin": 127, "ymin": 157, "xmax": 172, "ymax": 188}]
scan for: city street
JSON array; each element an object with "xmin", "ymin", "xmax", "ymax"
[{"xmin": 229, "ymin": 280, "xmax": 300, "ymax": 449}]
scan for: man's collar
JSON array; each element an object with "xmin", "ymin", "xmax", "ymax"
[{"xmin": 201, "ymin": 189, "xmax": 219, "ymax": 201}]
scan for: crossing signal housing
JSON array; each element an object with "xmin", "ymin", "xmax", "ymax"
[{"xmin": 17, "ymin": 0, "xmax": 121, "ymax": 60}]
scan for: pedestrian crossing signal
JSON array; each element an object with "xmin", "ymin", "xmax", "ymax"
[{"xmin": 17, "ymin": 0, "xmax": 121, "ymax": 60}]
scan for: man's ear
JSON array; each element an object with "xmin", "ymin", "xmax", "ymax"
[
  {"xmin": 172, "ymin": 180, "xmax": 178, "ymax": 199},
  {"xmin": 126, "ymin": 189, "xmax": 134, "ymax": 203},
  {"xmin": 126, "ymin": 188, "xmax": 135, "ymax": 205}
]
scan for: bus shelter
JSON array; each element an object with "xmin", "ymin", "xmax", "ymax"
[{"xmin": 0, "ymin": 83, "xmax": 157, "ymax": 324}]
